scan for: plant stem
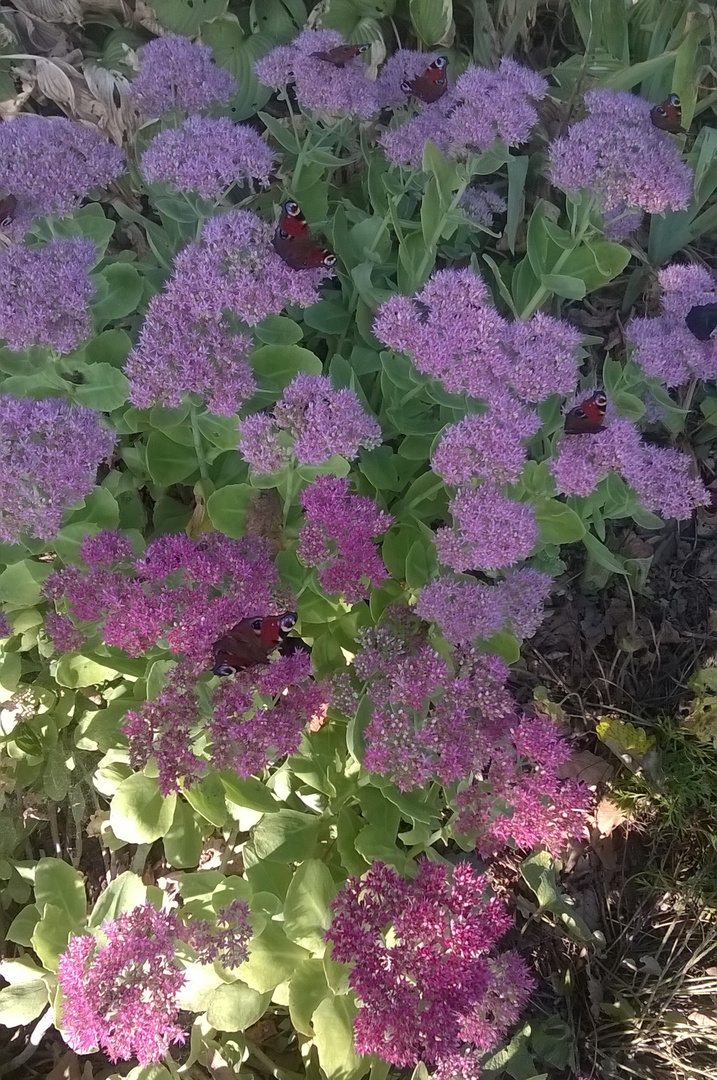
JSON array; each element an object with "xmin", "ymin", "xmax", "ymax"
[
  {"xmin": 189, "ymin": 404, "xmax": 211, "ymax": 484},
  {"xmin": 518, "ymin": 213, "xmax": 594, "ymax": 320},
  {"xmin": 245, "ymin": 1039, "xmax": 304, "ymax": 1080}
]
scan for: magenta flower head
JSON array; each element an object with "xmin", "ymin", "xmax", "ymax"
[
  {"xmin": 140, "ymin": 115, "xmax": 275, "ymax": 198},
  {"xmin": 435, "ymin": 485, "xmax": 538, "ymax": 572},
  {"xmin": 0, "ymin": 397, "xmax": 114, "ymax": 542},
  {"xmin": 456, "ymin": 713, "xmax": 592, "ymax": 857},
  {"xmin": 627, "ymin": 263, "xmax": 717, "ymax": 386},
  {"xmin": 239, "ymin": 374, "xmax": 381, "ymax": 471},
  {"xmin": 0, "ymin": 238, "xmax": 96, "ymax": 354},
  {"xmin": 431, "ymin": 394, "xmax": 540, "ymax": 486},
  {"xmin": 255, "ymin": 29, "xmax": 377, "ymax": 119},
  {"xmin": 550, "ymin": 88, "xmax": 693, "ymax": 213},
  {"xmin": 58, "ymin": 904, "xmax": 187, "ymax": 1064},
  {"xmin": 0, "ymin": 115, "xmax": 125, "ymax": 226},
  {"xmin": 509, "ymin": 312, "xmax": 583, "ymax": 401},
  {"xmin": 326, "ymin": 859, "xmax": 534, "ymax": 1072},
  {"xmin": 129, "ymin": 35, "xmax": 237, "ymax": 116},
  {"xmin": 298, "ymin": 476, "xmax": 392, "ymax": 601}
]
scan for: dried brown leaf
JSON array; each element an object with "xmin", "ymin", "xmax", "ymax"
[
  {"xmin": 556, "ymin": 749, "xmax": 614, "ymax": 785},
  {"xmin": 594, "ymin": 796, "xmax": 627, "ymax": 837}
]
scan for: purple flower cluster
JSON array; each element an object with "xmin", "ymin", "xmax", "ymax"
[
  {"xmin": 550, "ymin": 89, "xmax": 692, "ymax": 214},
  {"xmin": 127, "ymin": 210, "xmax": 332, "ymax": 414},
  {"xmin": 141, "ymin": 115, "xmax": 275, "ymax": 198},
  {"xmin": 417, "ymin": 568, "xmax": 553, "ymax": 644},
  {"xmin": 375, "ymin": 49, "xmax": 444, "ymax": 109},
  {"xmin": 255, "ymin": 30, "xmax": 376, "ymax": 119},
  {"xmin": 355, "ymin": 615, "xmax": 514, "ymax": 790},
  {"xmin": 461, "ymin": 187, "xmax": 507, "ymax": 227},
  {"xmin": 627, "ymin": 263, "xmax": 717, "ymax": 385},
  {"xmin": 45, "ymin": 531, "xmax": 280, "ymax": 666},
  {"xmin": 0, "ymin": 238, "xmax": 96, "ymax": 354},
  {"xmin": 239, "ymin": 374, "xmax": 381, "ymax": 471},
  {"xmin": 456, "ymin": 713, "xmax": 592, "ymax": 857},
  {"xmin": 380, "ymin": 59, "xmax": 547, "ymax": 168},
  {"xmin": 436, "ymin": 485, "xmax": 537, "ymax": 572},
  {"xmin": 0, "ymin": 115, "xmax": 125, "ymax": 226},
  {"xmin": 298, "ymin": 477, "xmax": 392, "ymax": 601},
  {"xmin": 58, "ymin": 900, "xmax": 252, "ymax": 1064},
  {"xmin": 129, "ymin": 35, "xmax": 237, "ymax": 116},
  {"xmin": 326, "ymin": 860, "xmax": 534, "ymax": 1072},
  {"xmin": 374, "ymin": 268, "xmax": 582, "ymax": 406},
  {"xmin": 0, "ymin": 398, "xmax": 114, "ymax": 542},
  {"xmin": 58, "ymin": 904, "xmax": 187, "ymax": 1064},
  {"xmin": 432, "ymin": 396, "xmax": 540, "ymax": 486},
  {"xmin": 125, "ymin": 650, "xmax": 328, "ymax": 793},
  {"xmin": 552, "ymin": 417, "xmax": 709, "ymax": 519},
  {"xmin": 343, "ymin": 609, "xmax": 591, "ymax": 854}
]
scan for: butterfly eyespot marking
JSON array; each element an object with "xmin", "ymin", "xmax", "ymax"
[
  {"xmin": 433, "ymin": 57, "xmax": 447, "ymax": 69},
  {"xmin": 400, "ymin": 79, "xmax": 411, "ymax": 94},
  {"xmin": 279, "ymin": 612, "xmax": 298, "ymax": 633},
  {"xmin": 323, "ymin": 253, "xmax": 337, "ymax": 267},
  {"xmin": 250, "ymin": 618, "xmax": 263, "ymax": 633},
  {"xmin": 284, "ymin": 201, "xmax": 301, "ymax": 216},
  {"xmin": 574, "ymin": 408, "xmax": 586, "ymax": 418},
  {"xmin": 594, "ymin": 392, "xmax": 608, "ymax": 407},
  {"xmin": 669, "ymin": 94, "xmax": 681, "ymax": 106},
  {"xmin": 655, "ymin": 106, "xmax": 666, "ymax": 115},
  {"xmin": 214, "ymin": 663, "xmax": 237, "ymax": 677},
  {"xmin": 358, "ymin": 44, "xmax": 370, "ymax": 52}
]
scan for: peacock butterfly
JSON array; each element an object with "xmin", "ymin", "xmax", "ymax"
[
  {"xmin": 312, "ymin": 43, "xmax": 370, "ymax": 67},
  {"xmin": 564, "ymin": 390, "xmax": 608, "ymax": 435},
  {"xmin": 212, "ymin": 611, "xmax": 299, "ymax": 676},
  {"xmin": 650, "ymin": 94, "xmax": 684, "ymax": 134},
  {"xmin": 685, "ymin": 302, "xmax": 717, "ymax": 342},
  {"xmin": 401, "ymin": 57, "xmax": 448, "ymax": 104},
  {"xmin": 272, "ymin": 200, "xmax": 337, "ymax": 271}
]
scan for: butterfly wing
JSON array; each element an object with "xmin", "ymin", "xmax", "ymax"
[
  {"xmin": 685, "ymin": 302, "xmax": 717, "ymax": 342},
  {"xmin": 272, "ymin": 200, "xmax": 336, "ymax": 270},
  {"xmin": 564, "ymin": 391, "xmax": 608, "ymax": 435},
  {"xmin": 650, "ymin": 94, "xmax": 684, "ymax": 133},
  {"xmin": 312, "ymin": 44, "xmax": 369, "ymax": 66},
  {"xmin": 0, "ymin": 194, "xmax": 17, "ymax": 229},
  {"xmin": 212, "ymin": 612, "xmax": 298, "ymax": 676},
  {"xmin": 401, "ymin": 57, "xmax": 448, "ymax": 104}
]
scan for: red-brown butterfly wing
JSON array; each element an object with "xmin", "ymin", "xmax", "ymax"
[
  {"xmin": 273, "ymin": 200, "xmax": 336, "ymax": 270},
  {"xmin": 312, "ymin": 44, "xmax": 369, "ymax": 66},
  {"xmin": 276, "ymin": 200, "xmax": 310, "ymax": 241},
  {"xmin": 685, "ymin": 302, "xmax": 717, "ymax": 342},
  {"xmin": 564, "ymin": 391, "xmax": 608, "ymax": 435},
  {"xmin": 402, "ymin": 57, "xmax": 448, "ymax": 104},
  {"xmin": 650, "ymin": 94, "xmax": 683, "ymax": 134},
  {"xmin": 213, "ymin": 612, "xmax": 299, "ymax": 676}
]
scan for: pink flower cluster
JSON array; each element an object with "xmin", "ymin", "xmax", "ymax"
[
  {"xmin": 552, "ymin": 417, "xmax": 709, "ymax": 519},
  {"xmin": 125, "ymin": 649, "xmax": 327, "ymax": 794},
  {"xmin": 45, "ymin": 530, "xmax": 280, "ymax": 667},
  {"xmin": 326, "ymin": 860, "xmax": 534, "ymax": 1074},
  {"xmin": 456, "ymin": 713, "xmax": 592, "ymax": 857},
  {"xmin": 380, "ymin": 58, "xmax": 547, "ymax": 168},
  {"xmin": 58, "ymin": 901, "xmax": 251, "ymax": 1065},
  {"xmin": 298, "ymin": 476, "xmax": 392, "ymax": 601},
  {"xmin": 44, "ymin": 531, "xmax": 329, "ymax": 792},
  {"xmin": 550, "ymin": 88, "xmax": 692, "ymax": 214},
  {"xmin": 627, "ymin": 263, "xmax": 717, "ymax": 386},
  {"xmin": 341, "ymin": 608, "xmax": 591, "ymax": 854},
  {"xmin": 436, "ymin": 485, "xmax": 537, "ymax": 572},
  {"xmin": 239, "ymin": 374, "xmax": 381, "ymax": 472}
]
